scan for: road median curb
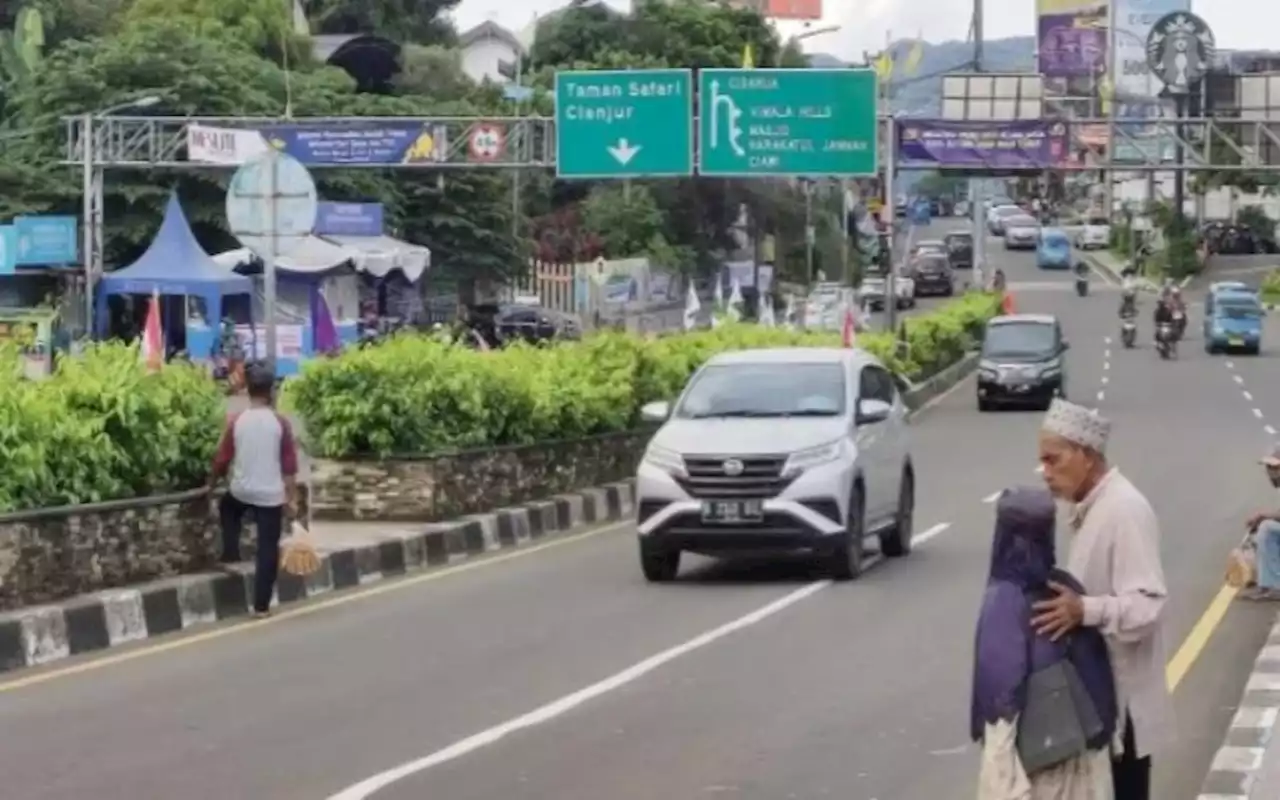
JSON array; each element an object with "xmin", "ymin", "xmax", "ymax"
[
  {"xmin": 0, "ymin": 480, "xmax": 637, "ymax": 677},
  {"xmin": 1197, "ymin": 611, "xmax": 1280, "ymax": 798},
  {"xmin": 903, "ymin": 351, "xmax": 980, "ymax": 419}
]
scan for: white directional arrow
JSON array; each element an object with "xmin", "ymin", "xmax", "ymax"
[{"xmin": 607, "ymin": 139, "xmax": 641, "ymax": 165}]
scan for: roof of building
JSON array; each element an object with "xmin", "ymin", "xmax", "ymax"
[{"xmin": 459, "ymin": 20, "xmax": 524, "ymax": 53}]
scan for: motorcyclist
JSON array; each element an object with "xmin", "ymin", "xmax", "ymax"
[
  {"xmin": 1119, "ymin": 287, "xmax": 1138, "ymax": 318},
  {"xmin": 1154, "ymin": 297, "xmax": 1175, "ymax": 334}
]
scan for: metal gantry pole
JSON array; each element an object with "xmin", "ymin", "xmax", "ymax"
[
  {"xmin": 1104, "ymin": 0, "xmax": 1118, "ymax": 218},
  {"xmin": 81, "ymin": 113, "xmax": 94, "ymax": 338},
  {"xmin": 804, "ymin": 179, "xmax": 815, "ymax": 285}
]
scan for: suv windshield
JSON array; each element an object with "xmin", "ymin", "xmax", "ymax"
[
  {"xmin": 983, "ymin": 322, "xmax": 1056, "ymax": 358},
  {"xmin": 946, "ymin": 235, "xmax": 972, "ymax": 250},
  {"xmin": 676, "ymin": 363, "xmax": 846, "ymax": 418},
  {"xmin": 1218, "ymin": 299, "xmax": 1262, "ymax": 319}
]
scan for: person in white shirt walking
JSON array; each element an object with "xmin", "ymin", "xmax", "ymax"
[{"xmin": 1031, "ymin": 399, "xmax": 1173, "ymax": 800}]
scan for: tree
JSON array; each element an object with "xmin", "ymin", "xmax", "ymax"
[
  {"xmin": 125, "ymin": 0, "xmax": 312, "ymax": 64},
  {"xmin": 304, "ymin": 0, "xmax": 459, "ymax": 45}
]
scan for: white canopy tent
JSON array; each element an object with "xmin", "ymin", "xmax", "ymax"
[{"xmin": 319, "ymin": 233, "xmax": 430, "ymax": 283}]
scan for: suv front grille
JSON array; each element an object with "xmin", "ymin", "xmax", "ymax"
[{"xmin": 676, "ymin": 455, "xmax": 792, "ymax": 499}]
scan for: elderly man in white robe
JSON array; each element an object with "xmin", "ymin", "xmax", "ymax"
[{"xmin": 1031, "ymin": 399, "xmax": 1173, "ymax": 800}]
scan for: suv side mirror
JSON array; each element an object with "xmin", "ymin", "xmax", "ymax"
[
  {"xmin": 640, "ymin": 400, "xmax": 671, "ymax": 422},
  {"xmin": 855, "ymin": 398, "xmax": 892, "ymax": 425}
]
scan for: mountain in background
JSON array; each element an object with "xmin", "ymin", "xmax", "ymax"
[{"xmin": 809, "ymin": 36, "xmax": 1036, "ymax": 116}]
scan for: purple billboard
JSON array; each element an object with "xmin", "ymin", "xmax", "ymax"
[
  {"xmin": 1037, "ymin": 12, "xmax": 1107, "ymax": 77},
  {"xmin": 896, "ymin": 120, "xmax": 1073, "ymax": 170}
]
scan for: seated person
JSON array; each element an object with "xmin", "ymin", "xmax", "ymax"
[{"xmin": 1244, "ymin": 446, "xmax": 1280, "ymax": 601}]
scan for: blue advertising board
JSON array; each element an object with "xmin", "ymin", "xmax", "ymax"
[
  {"xmin": 0, "ymin": 225, "xmax": 15, "ymax": 275},
  {"xmin": 13, "ymin": 215, "xmax": 78, "ymax": 265},
  {"xmin": 314, "ymin": 203, "xmax": 384, "ymax": 237},
  {"xmin": 261, "ymin": 123, "xmax": 448, "ymax": 165}
]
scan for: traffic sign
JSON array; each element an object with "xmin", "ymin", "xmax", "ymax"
[
  {"xmin": 14, "ymin": 215, "xmax": 78, "ymax": 265},
  {"xmin": 226, "ymin": 149, "xmax": 318, "ymax": 258},
  {"xmin": 697, "ymin": 68, "xmax": 879, "ymax": 177},
  {"xmin": 0, "ymin": 225, "xmax": 15, "ymax": 275},
  {"xmin": 469, "ymin": 123, "xmax": 505, "ymax": 162},
  {"xmin": 554, "ymin": 69, "xmax": 693, "ymax": 178}
]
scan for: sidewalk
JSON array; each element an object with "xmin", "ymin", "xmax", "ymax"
[{"xmin": 1198, "ymin": 612, "xmax": 1280, "ymax": 798}]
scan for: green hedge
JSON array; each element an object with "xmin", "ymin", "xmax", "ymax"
[
  {"xmin": 0, "ymin": 342, "xmax": 224, "ymax": 513},
  {"xmin": 283, "ymin": 292, "xmax": 1001, "ymax": 459}
]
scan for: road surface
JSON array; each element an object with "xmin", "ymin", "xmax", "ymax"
[{"xmin": 1, "ymin": 237, "xmax": 1276, "ymax": 799}]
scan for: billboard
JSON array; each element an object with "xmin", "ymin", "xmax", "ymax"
[
  {"xmin": 896, "ymin": 120, "xmax": 1073, "ymax": 170},
  {"xmin": 1113, "ymin": 0, "xmax": 1190, "ymax": 118},
  {"xmin": 186, "ymin": 122, "xmax": 448, "ymax": 165},
  {"xmin": 1036, "ymin": 0, "xmax": 1108, "ymax": 77}
]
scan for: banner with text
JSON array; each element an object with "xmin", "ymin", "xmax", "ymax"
[
  {"xmin": 1036, "ymin": 0, "xmax": 1107, "ymax": 77},
  {"xmin": 186, "ymin": 122, "xmax": 448, "ymax": 165},
  {"xmin": 314, "ymin": 203, "xmax": 384, "ymax": 237},
  {"xmin": 896, "ymin": 120, "xmax": 1073, "ymax": 170}
]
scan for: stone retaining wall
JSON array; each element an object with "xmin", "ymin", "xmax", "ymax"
[
  {"xmin": 309, "ymin": 428, "xmax": 653, "ymax": 521},
  {"xmin": 0, "ymin": 488, "xmax": 310, "ymax": 612}
]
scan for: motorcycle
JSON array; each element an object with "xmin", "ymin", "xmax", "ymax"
[
  {"xmin": 1172, "ymin": 308, "xmax": 1186, "ymax": 341},
  {"xmin": 1076, "ymin": 276, "xmax": 1089, "ymax": 296},
  {"xmin": 1121, "ymin": 318, "xmax": 1137, "ymax": 349},
  {"xmin": 1156, "ymin": 323, "xmax": 1176, "ymax": 359}
]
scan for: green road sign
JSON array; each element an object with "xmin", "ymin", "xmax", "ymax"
[
  {"xmin": 554, "ymin": 69, "xmax": 694, "ymax": 178},
  {"xmin": 697, "ymin": 68, "xmax": 879, "ymax": 177}
]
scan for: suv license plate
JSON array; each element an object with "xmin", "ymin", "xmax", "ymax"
[
  {"xmin": 701, "ymin": 500, "xmax": 764, "ymax": 523},
  {"xmin": 1229, "ymin": 337, "xmax": 1244, "ymax": 346}
]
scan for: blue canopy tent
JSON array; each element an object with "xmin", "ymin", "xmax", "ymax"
[{"xmin": 96, "ymin": 194, "xmax": 252, "ymax": 337}]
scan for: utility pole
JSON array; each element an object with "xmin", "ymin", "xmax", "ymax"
[
  {"xmin": 971, "ymin": 0, "xmax": 985, "ymax": 286},
  {"xmin": 972, "ymin": 0, "xmax": 983, "ymax": 71}
]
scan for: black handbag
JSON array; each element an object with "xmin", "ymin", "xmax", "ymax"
[{"xmin": 1016, "ymin": 640, "xmax": 1105, "ymax": 774}]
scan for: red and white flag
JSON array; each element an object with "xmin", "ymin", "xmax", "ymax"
[
  {"xmin": 141, "ymin": 289, "xmax": 164, "ymax": 372},
  {"xmin": 841, "ymin": 306, "xmax": 857, "ymax": 348}
]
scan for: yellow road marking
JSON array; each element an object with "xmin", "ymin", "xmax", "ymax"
[
  {"xmin": 0, "ymin": 521, "xmax": 629, "ymax": 694},
  {"xmin": 1166, "ymin": 583, "xmax": 1238, "ymax": 692}
]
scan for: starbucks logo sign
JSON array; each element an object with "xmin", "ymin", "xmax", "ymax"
[{"xmin": 1146, "ymin": 12, "xmax": 1215, "ymax": 94}]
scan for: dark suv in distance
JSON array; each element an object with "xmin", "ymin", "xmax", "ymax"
[
  {"xmin": 909, "ymin": 254, "xmax": 954, "ymax": 296},
  {"xmin": 976, "ymin": 314, "xmax": 1069, "ymax": 411},
  {"xmin": 945, "ymin": 232, "xmax": 973, "ymax": 269}
]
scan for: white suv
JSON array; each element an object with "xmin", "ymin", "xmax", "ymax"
[{"xmin": 634, "ymin": 348, "xmax": 915, "ymax": 582}]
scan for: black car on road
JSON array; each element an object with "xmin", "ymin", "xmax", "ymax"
[
  {"xmin": 909, "ymin": 254, "xmax": 954, "ymax": 296},
  {"xmin": 945, "ymin": 232, "xmax": 973, "ymax": 269},
  {"xmin": 976, "ymin": 314, "xmax": 1069, "ymax": 411}
]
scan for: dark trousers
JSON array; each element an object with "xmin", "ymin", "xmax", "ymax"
[
  {"xmin": 1112, "ymin": 714, "xmax": 1151, "ymax": 800},
  {"xmin": 219, "ymin": 494, "xmax": 283, "ymax": 613}
]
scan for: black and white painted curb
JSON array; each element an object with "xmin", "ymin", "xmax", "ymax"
[
  {"xmin": 1197, "ymin": 613, "xmax": 1280, "ymax": 798},
  {"xmin": 0, "ymin": 481, "xmax": 636, "ymax": 676}
]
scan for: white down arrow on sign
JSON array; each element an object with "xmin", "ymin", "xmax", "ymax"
[{"xmin": 607, "ymin": 139, "xmax": 641, "ymax": 165}]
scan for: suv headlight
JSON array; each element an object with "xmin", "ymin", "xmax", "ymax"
[
  {"xmin": 783, "ymin": 440, "xmax": 846, "ymax": 477},
  {"xmin": 978, "ymin": 359, "xmax": 999, "ymax": 379},
  {"xmin": 1039, "ymin": 358, "xmax": 1062, "ymax": 378},
  {"xmin": 1213, "ymin": 325, "xmax": 1224, "ymax": 336},
  {"xmin": 642, "ymin": 444, "xmax": 685, "ymax": 476}
]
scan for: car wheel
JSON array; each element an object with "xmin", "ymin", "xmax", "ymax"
[
  {"xmin": 1204, "ymin": 340, "xmax": 1214, "ymax": 354},
  {"xmin": 1248, "ymin": 344, "xmax": 1262, "ymax": 356},
  {"xmin": 978, "ymin": 397, "xmax": 993, "ymax": 412},
  {"xmin": 881, "ymin": 468, "xmax": 914, "ymax": 557},
  {"xmin": 827, "ymin": 484, "xmax": 865, "ymax": 580},
  {"xmin": 639, "ymin": 541, "xmax": 680, "ymax": 582}
]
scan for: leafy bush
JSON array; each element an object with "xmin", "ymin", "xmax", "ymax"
[
  {"xmin": 1261, "ymin": 270, "xmax": 1280, "ymax": 304},
  {"xmin": 284, "ymin": 292, "xmax": 1001, "ymax": 459},
  {"xmin": 0, "ymin": 342, "xmax": 224, "ymax": 513}
]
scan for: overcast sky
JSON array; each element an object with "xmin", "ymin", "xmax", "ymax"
[{"xmin": 451, "ymin": 0, "xmax": 1280, "ymax": 57}]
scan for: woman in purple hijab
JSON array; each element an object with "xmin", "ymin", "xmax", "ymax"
[{"xmin": 972, "ymin": 487, "xmax": 1118, "ymax": 799}]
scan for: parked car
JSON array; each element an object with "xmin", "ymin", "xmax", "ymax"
[
  {"xmin": 1075, "ymin": 217, "xmax": 1111, "ymax": 250},
  {"xmin": 634, "ymin": 347, "xmax": 915, "ymax": 581},
  {"xmin": 945, "ymin": 232, "xmax": 974, "ymax": 269},
  {"xmin": 910, "ymin": 253, "xmax": 954, "ymax": 296},
  {"xmin": 976, "ymin": 314, "xmax": 1069, "ymax": 411},
  {"xmin": 1204, "ymin": 289, "xmax": 1264, "ymax": 355},
  {"xmin": 1036, "ymin": 228, "xmax": 1073, "ymax": 269},
  {"xmin": 1003, "ymin": 214, "xmax": 1040, "ymax": 250}
]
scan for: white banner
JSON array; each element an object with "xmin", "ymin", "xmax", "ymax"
[{"xmin": 186, "ymin": 124, "xmax": 269, "ymax": 165}]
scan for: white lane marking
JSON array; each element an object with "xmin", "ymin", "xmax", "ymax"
[
  {"xmin": 1101, "ymin": 375, "xmax": 1109, "ymax": 385},
  {"xmin": 982, "ymin": 491, "xmax": 1002, "ymax": 503},
  {"xmin": 1244, "ymin": 391, "xmax": 1254, "ymax": 402},
  {"xmin": 324, "ymin": 519, "xmax": 947, "ymax": 799},
  {"xmin": 1255, "ymin": 408, "xmax": 1265, "ymax": 419},
  {"xmin": 1267, "ymin": 425, "xmax": 1277, "ymax": 437},
  {"xmin": 1235, "ymin": 375, "xmax": 1245, "ymax": 385},
  {"xmin": 1104, "ymin": 350, "xmax": 1111, "ymax": 361},
  {"xmin": 1097, "ymin": 390, "xmax": 1105, "ymax": 402},
  {"xmin": 1228, "ymin": 361, "xmax": 1236, "ymax": 369},
  {"xmin": 1104, "ymin": 336, "xmax": 1112, "ymax": 345}
]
